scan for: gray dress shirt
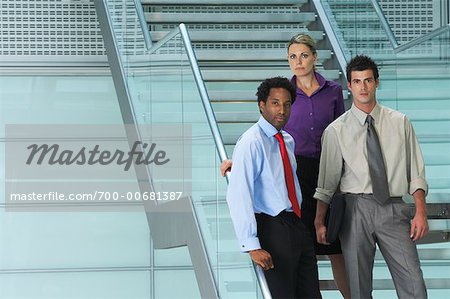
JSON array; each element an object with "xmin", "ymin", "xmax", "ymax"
[{"xmin": 314, "ymin": 103, "xmax": 427, "ymax": 204}]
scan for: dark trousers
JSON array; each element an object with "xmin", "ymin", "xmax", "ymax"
[
  {"xmin": 256, "ymin": 211, "xmax": 321, "ymax": 299},
  {"xmin": 296, "ymin": 155, "xmax": 342, "ymax": 255}
]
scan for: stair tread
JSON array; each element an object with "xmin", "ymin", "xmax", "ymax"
[
  {"xmin": 208, "ymin": 89, "xmax": 349, "ymax": 101},
  {"xmin": 143, "ymin": 0, "xmax": 308, "ymax": 4},
  {"xmin": 202, "ymin": 68, "xmax": 340, "ymax": 81},
  {"xmin": 146, "ymin": 12, "xmax": 316, "ymax": 23},
  {"xmin": 150, "ymin": 30, "xmax": 324, "ymax": 42},
  {"xmin": 194, "ymin": 48, "xmax": 331, "ymax": 61}
]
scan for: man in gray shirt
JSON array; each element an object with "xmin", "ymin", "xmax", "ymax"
[{"xmin": 314, "ymin": 55, "xmax": 428, "ymax": 298}]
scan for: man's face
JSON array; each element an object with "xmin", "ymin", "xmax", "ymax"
[
  {"xmin": 259, "ymin": 87, "xmax": 292, "ymax": 131},
  {"xmin": 347, "ymin": 69, "xmax": 379, "ymax": 107}
]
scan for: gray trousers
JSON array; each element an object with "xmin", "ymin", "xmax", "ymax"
[{"xmin": 339, "ymin": 194, "xmax": 427, "ymax": 299}]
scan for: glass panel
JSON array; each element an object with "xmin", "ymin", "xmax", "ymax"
[
  {"xmin": 103, "ymin": 1, "xmax": 262, "ymax": 298},
  {"xmin": 394, "ymin": 29, "xmax": 450, "ymax": 207},
  {"xmin": 103, "ymin": 1, "xmax": 201, "ymax": 297},
  {"xmin": 320, "ymin": 0, "xmax": 394, "ymax": 60},
  {"xmin": 0, "ymin": 73, "xmax": 152, "ymax": 298},
  {"xmin": 387, "ymin": 34, "xmax": 450, "ymax": 296},
  {"xmin": 154, "ymin": 270, "xmax": 201, "ymax": 298},
  {"xmin": 0, "ymin": 271, "xmax": 151, "ymax": 298},
  {"xmin": 319, "ymin": 1, "xmax": 450, "ymax": 297}
]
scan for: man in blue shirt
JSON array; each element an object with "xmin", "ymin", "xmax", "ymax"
[{"xmin": 226, "ymin": 77, "xmax": 321, "ymax": 298}]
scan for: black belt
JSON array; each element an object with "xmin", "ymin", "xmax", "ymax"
[{"xmin": 255, "ymin": 210, "xmax": 300, "ymax": 222}]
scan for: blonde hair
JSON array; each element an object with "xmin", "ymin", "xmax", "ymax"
[{"xmin": 287, "ymin": 33, "xmax": 317, "ymax": 55}]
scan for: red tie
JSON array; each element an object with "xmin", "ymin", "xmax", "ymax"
[{"xmin": 274, "ymin": 132, "xmax": 301, "ymax": 218}]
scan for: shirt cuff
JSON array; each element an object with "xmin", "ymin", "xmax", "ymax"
[
  {"xmin": 239, "ymin": 237, "xmax": 261, "ymax": 253},
  {"xmin": 410, "ymin": 178, "xmax": 428, "ymax": 196},
  {"xmin": 314, "ymin": 189, "xmax": 333, "ymax": 204}
]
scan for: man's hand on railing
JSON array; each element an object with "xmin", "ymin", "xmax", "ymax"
[
  {"xmin": 220, "ymin": 159, "xmax": 233, "ymax": 177},
  {"xmin": 249, "ymin": 249, "xmax": 274, "ymax": 271}
]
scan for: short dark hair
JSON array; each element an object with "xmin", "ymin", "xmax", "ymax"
[
  {"xmin": 256, "ymin": 77, "xmax": 296, "ymax": 106},
  {"xmin": 346, "ymin": 55, "xmax": 379, "ymax": 82}
]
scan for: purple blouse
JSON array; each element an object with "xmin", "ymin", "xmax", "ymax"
[{"xmin": 284, "ymin": 72, "xmax": 345, "ymax": 159}]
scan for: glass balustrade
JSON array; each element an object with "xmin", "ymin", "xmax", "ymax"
[
  {"xmin": 319, "ymin": 1, "xmax": 450, "ymax": 297},
  {"xmin": 101, "ymin": 0, "xmax": 264, "ymax": 298},
  {"xmin": 395, "ymin": 30, "xmax": 450, "ymax": 298}
]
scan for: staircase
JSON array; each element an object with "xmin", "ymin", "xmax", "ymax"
[
  {"xmin": 140, "ymin": 0, "xmax": 450, "ymax": 297},
  {"xmin": 142, "ymin": 0, "xmax": 344, "ymax": 155}
]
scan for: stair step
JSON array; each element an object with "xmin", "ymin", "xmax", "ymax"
[
  {"xmin": 219, "ymin": 121, "xmax": 450, "ymax": 144},
  {"xmin": 198, "ymin": 200, "xmax": 450, "ymax": 233},
  {"xmin": 194, "ymin": 49, "xmax": 331, "ymax": 62},
  {"xmin": 378, "ymin": 90, "xmax": 450, "ymax": 102},
  {"xmin": 145, "ymin": 12, "xmax": 316, "ymax": 24},
  {"xmin": 142, "ymin": 0, "xmax": 308, "ymax": 5},
  {"xmin": 371, "ymin": 53, "xmax": 450, "ymax": 62},
  {"xmin": 419, "ymin": 136, "xmax": 450, "ymax": 144},
  {"xmin": 327, "ymin": 1, "xmax": 373, "ymax": 6},
  {"xmin": 333, "ymin": 14, "xmax": 380, "ymax": 22},
  {"xmin": 331, "ymin": 31, "xmax": 388, "ymax": 40},
  {"xmin": 380, "ymin": 68, "xmax": 450, "ymax": 80},
  {"xmin": 206, "ymin": 81, "xmax": 261, "ymax": 98},
  {"xmin": 351, "ymin": 51, "xmax": 450, "ymax": 63},
  {"xmin": 215, "ymin": 111, "xmax": 259, "ymax": 123},
  {"xmin": 150, "ymin": 23, "xmax": 313, "ymax": 33},
  {"xmin": 218, "ymin": 123, "xmax": 252, "ymax": 144},
  {"xmin": 208, "ymin": 89, "xmax": 262, "ymax": 101},
  {"xmin": 422, "ymin": 143, "xmax": 450, "ymax": 165},
  {"xmin": 427, "ymin": 178, "xmax": 450, "ymax": 191},
  {"xmin": 223, "ymin": 140, "xmax": 450, "ymax": 167},
  {"xmin": 204, "ymin": 213, "xmax": 450, "ymax": 246},
  {"xmin": 426, "ymin": 192, "xmax": 450, "ymax": 203},
  {"xmin": 208, "ymin": 89, "xmax": 348, "ymax": 101},
  {"xmin": 213, "ymin": 102, "xmax": 258, "ymax": 122},
  {"xmin": 150, "ymin": 30, "xmax": 324, "ymax": 42},
  {"xmin": 202, "ymin": 68, "xmax": 340, "ymax": 82},
  {"xmin": 385, "ymin": 108, "xmax": 450, "ymax": 122},
  {"xmin": 413, "ymin": 120, "xmax": 450, "ymax": 136}
]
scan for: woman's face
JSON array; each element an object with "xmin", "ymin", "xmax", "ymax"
[{"xmin": 287, "ymin": 43, "xmax": 317, "ymax": 78}]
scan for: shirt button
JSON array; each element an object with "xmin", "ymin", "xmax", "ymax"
[
  {"xmin": 310, "ymin": 127, "xmax": 314, "ymax": 130},
  {"xmin": 309, "ymin": 113, "xmax": 313, "ymax": 116}
]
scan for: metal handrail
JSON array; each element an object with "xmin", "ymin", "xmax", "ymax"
[
  {"xmin": 178, "ymin": 23, "xmax": 272, "ymax": 299},
  {"xmin": 367, "ymin": 0, "xmax": 449, "ymax": 53},
  {"xmin": 134, "ymin": 0, "xmax": 153, "ymax": 49},
  {"xmin": 147, "ymin": 26, "xmax": 181, "ymax": 54},
  {"xmin": 368, "ymin": 0, "xmax": 399, "ymax": 48},
  {"xmin": 317, "ymin": 0, "xmax": 450, "ymax": 61},
  {"xmin": 312, "ymin": 0, "xmax": 348, "ymax": 79},
  {"xmin": 253, "ymin": 262, "xmax": 273, "ymax": 298},
  {"xmin": 394, "ymin": 23, "xmax": 450, "ymax": 53},
  {"xmin": 178, "ymin": 24, "xmax": 228, "ymax": 161}
]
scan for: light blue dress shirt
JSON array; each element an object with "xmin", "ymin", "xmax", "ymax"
[{"xmin": 226, "ymin": 116, "xmax": 303, "ymax": 252}]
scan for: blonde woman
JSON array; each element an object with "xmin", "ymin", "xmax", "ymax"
[{"xmin": 284, "ymin": 34, "xmax": 350, "ymax": 298}]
